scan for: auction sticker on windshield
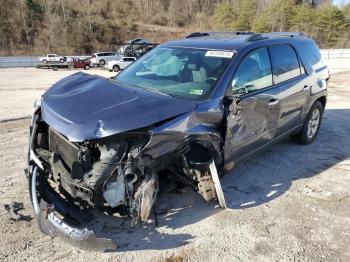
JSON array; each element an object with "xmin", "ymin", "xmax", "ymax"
[
  {"xmin": 205, "ymin": 50, "xmax": 234, "ymax": 58},
  {"xmin": 189, "ymin": 89, "xmax": 203, "ymax": 95}
]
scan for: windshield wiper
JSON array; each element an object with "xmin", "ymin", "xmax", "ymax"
[{"xmin": 141, "ymin": 87, "xmax": 174, "ymax": 97}]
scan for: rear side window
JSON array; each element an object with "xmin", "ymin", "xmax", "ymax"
[
  {"xmin": 269, "ymin": 44, "xmax": 301, "ymax": 83},
  {"xmin": 231, "ymin": 47, "xmax": 273, "ymax": 94},
  {"xmin": 299, "ymin": 41, "xmax": 321, "ymax": 65}
]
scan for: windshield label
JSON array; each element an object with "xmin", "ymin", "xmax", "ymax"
[
  {"xmin": 205, "ymin": 50, "xmax": 234, "ymax": 58},
  {"xmin": 190, "ymin": 89, "xmax": 203, "ymax": 95}
]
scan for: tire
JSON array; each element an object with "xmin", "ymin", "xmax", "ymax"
[
  {"xmin": 84, "ymin": 64, "xmax": 90, "ymax": 70},
  {"xmin": 292, "ymin": 101, "xmax": 323, "ymax": 145},
  {"xmin": 59, "ymin": 58, "xmax": 64, "ymax": 63},
  {"xmin": 113, "ymin": 65, "xmax": 120, "ymax": 72},
  {"xmin": 99, "ymin": 59, "xmax": 106, "ymax": 66},
  {"xmin": 42, "ymin": 59, "xmax": 47, "ymax": 64}
]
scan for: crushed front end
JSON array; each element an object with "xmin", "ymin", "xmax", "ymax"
[{"xmin": 27, "ymin": 105, "xmax": 226, "ymax": 250}]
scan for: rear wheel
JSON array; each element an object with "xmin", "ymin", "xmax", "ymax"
[
  {"xmin": 293, "ymin": 101, "xmax": 323, "ymax": 144},
  {"xmin": 99, "ymin": 59, "xmax": 105, "ymax": 66},
  {"xmin": 113, "ymin": 65, "xmax": 120, "ymax": 72},
  {"xmin": 42, "ymin": 59, "xmax": 47, "ymax": 64}
]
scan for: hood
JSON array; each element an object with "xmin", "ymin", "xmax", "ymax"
[{"xmin": 41, "ymin": 72, "xmax": 197, "ymax": 142}]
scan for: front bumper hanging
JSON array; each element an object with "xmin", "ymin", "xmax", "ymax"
[{"xmin": 29, "ymin": 166, "xmax": 117, "ymax": 251}]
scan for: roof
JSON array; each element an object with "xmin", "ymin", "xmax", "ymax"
[{"xmin": 161, "ymin": 31, "xmax": 310, "ymax": 51}]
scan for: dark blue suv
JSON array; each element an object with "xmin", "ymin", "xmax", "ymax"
[{"xmin": 27, "ymin": 31, "xmax": 328, "ymax": 249}]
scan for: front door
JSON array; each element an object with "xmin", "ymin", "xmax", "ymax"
[{"xmin": 224, "ymin": 47, "xmax": 280, "ymax": 166}]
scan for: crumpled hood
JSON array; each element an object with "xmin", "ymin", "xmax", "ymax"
[{"xmin": 41, "ymin": 72, "xmax": 197, "ymax": 142}]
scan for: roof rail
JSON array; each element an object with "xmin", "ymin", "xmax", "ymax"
[
  {"xmin": 246, "ymin": 34, "xmax": 268, "ymax": 42},
  {"xmin": 186, "ymin": 32, "xmax": 209, "ymax": 38},
  {"xmin": 185, "ymin": 31, "xmax": 255, "ymax": 38},
  {"xmin": 260, "ymin": 32, "xmax": 306, "ymax": 38},
  {"xmin": 185, "ymin": 31, "xmax": 307, "ymax": 41}
]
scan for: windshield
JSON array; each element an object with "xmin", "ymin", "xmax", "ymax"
[{"xmin": 114, "ymin": 46, "xmax": 233, "ymax": 99}]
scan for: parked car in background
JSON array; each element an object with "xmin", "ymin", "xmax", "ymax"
[
  {"xmin": 39, "ymin": 54, "xmax": 66, "ymax": 63},
  {"xmin": 119, "ymin": 38, "xmax": 150, "ymax": 56},
  {"xmin": 106, "ymin": 57, "xmax": 136, "ymax": 72},
  {"xmin": 90, "ymin": 52, "xmax": 120, "ymax": 66},
  {"xmin": 73, "ymin": 58, "xmax": 91, "ymax": 70}
]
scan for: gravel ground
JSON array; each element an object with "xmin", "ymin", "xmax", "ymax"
[{"xmin": 0, "ymin": 67, "xmax": 349, "ymax": 262}]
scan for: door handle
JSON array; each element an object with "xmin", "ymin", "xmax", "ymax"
[{"xmin": 267, "ymin": 98, "xmax": 279, "ymax": 106}]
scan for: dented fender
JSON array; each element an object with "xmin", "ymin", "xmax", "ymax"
[{"xmin": 141, "ymin": 99, "xmax": 225, "ymax": 166}]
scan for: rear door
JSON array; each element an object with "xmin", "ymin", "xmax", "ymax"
[
  {"xmin": 224, "ymin": 47, "xmax": 280, "ymax": 164},
  {"xmin": 269, "ymin": 44, "xmax": 308, "ymax": 135},
  {"xmin": 75, "ymin": 59, "xmax": 83, "ymax": 68}
]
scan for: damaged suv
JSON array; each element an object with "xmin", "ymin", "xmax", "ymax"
[{"xmin": 26, "ymin": 31, "xmax": 328, "ymax": 250}]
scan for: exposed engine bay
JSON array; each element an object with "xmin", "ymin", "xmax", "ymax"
[{"xmin": 27, "ymin": 106, "xmax": 226, "ymax": 250}]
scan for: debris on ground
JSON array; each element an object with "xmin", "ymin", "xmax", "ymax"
[{"xmin": 4, "ymin": 202, "xmax": 31, "ymax": 221}]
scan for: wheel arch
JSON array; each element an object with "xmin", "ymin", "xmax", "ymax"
[{"xmin": 316, "ymin": 96, "xmax": 327, "ymax": 110}]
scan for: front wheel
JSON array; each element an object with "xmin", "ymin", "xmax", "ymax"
[
  {"xmin": 84, "ymin": 64, "xmax": 90, "ymax": 70},
  {"xmin": 99, "ymin": 59, "xmax": 105, "ymax": 66},
  {"xmin": 42, "ymin": 59, "xmax": 47, "ymax": 64},
  {"xmin": 113, "ymin": 65, "xmax": 120, "ymax": 72},
  {"xmin": 293, "ymin": 101, "xmax": 323, "ymax": 144}
]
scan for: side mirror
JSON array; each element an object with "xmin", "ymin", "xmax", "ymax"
[
  {"xmin": 223, "ymin": 95, "xmax": 234, "ymax": 105},
  {"xmin": 223, "ymin": 95, "xmax": 241, "ymax": 116}
]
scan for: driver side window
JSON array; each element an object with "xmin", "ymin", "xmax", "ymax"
[{"xmin": 231, "ymin": 47, "xmax": 272, "ymax": 95}]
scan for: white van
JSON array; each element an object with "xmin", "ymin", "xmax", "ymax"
[{"xmin": 90, "ymin": 52, "xmax": 120, "ymax": 66}]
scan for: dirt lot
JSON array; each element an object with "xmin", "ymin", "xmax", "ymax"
[{"xmin": 0, "ymin": 66, "xmax": 349, "ymax": 262}]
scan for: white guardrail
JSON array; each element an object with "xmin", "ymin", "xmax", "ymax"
[
  {"xmin": 0, "ymin": 56, "xmax": 90, "ymax": 68},
  {"xmin": 320, "ymin": 49, "xmax": 350, "ymax": 59},
  {"xmin": 0, "ymin": 50, "xmax": 349, "ymax": 68}
]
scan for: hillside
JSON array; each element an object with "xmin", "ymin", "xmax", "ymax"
[{"xmin": 0, "ymin": 0, "xmax": 349, "ymax": 55}]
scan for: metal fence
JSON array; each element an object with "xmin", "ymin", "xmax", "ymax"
[
  {"xmin": 320, "ymin": 49, "xmax": 350, "ymax": 59},
  {"xmin": 0, "ymin": 56, "xmax": 40, "ymax": 67},
  {"xmin": 1, "ymin": 49, "xmax": 350, "ymax": 68},
  {"xmin": 0, "ymin": 56, "xmax": 90, "ymax": 68}
]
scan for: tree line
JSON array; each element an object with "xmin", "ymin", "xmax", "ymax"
[{"xmin": 0, "ymin": 0, "xmax": 349, "ymax": 56}]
